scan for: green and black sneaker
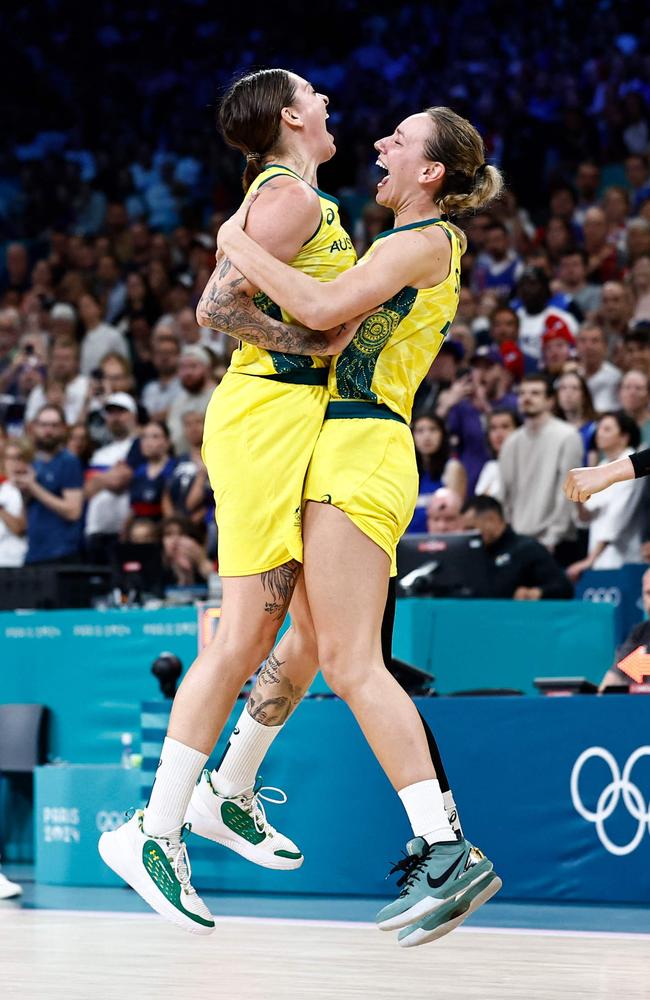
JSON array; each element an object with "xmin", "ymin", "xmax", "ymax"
[
  {"xmin": 376, "ymin": 836, "xmax": 493, "ymax": 932},
  {"xmin": 98, "ymin": 809, "xmax": 215, "ymax": 935},
  {"xmin": 185, "ymin": 770, "xmax": 303, "ymax": 870},
  {"xmin": 398, "ymin": 869, "xmax": 502, "ymax": 947}
]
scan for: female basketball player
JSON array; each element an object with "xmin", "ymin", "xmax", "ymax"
[
  {"xmin": 214, "ymin": 107, "xmax": 504, "ymax": 943},
  {"xmin": 99, "ymin": 68, "xmax": 361, "ymax": 934}
]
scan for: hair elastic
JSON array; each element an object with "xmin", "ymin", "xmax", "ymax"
[{"xmin": 246, "ymin": 152, "xmax": 261, "ymax": 162}]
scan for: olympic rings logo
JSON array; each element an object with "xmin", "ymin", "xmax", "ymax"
[
  {"xmin": 582, "ymin": 587, "xmax": 622, "ymax": 607},
  {"xmin": 96, "ymin": 810, "xmax": 124, "ymax": 833},
  {"xmin": 570, "ymin": 746, "xmax": 650, "ymax": 856}
]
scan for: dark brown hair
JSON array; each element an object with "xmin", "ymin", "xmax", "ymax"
[{"xmin": 219, "ymin": 69, "xmax": 298, "ymax": 191}]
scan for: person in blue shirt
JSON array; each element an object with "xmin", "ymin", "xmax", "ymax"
[
  {"xmin": 14, "ymin": 404, "xmax": 83, "ymax": 563},
  {"xmin": 129, "ymin": 421, "xmax": 176, "ymax": 521},
  {"xmin": 407, "ymin": 414, "xmax": 466, "ymax": 533}
]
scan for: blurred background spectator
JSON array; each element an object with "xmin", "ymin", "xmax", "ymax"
[
  {"xmin": 474, "ymin": 408, "xmax": 520, "ymax": 500},
  {"xmin": 129, "ymin": 421, "xmax": 176, "ymax": 522},
  {"xmin": 0, "ymin": 436, "xmax": 30, "ymax": 566},
  {"xmin": 19, "ymin": 404, "xmax": 83, "ymax": 564},
  {"xmin": 83, "ymin": 393, "xmax": 137, "ymax": 563},
  {"xmin": 499, "ymin": 375, "xmax": 583, "ymax": 563},
  {"xmin": 407, "ymin": 414, "xmax": 466, "ymax": 532},
  {"xmin": 568, "ymin": 411, "xmax": 644, "ymax": 580},
  {"xmin": 426, "ymin": 488, "xmax": 464, "ymax": 535}
]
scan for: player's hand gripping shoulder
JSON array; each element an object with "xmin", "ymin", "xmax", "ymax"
[{"xmin": 217, "ymin": 220, "xmax": 451, "ymax": 329}]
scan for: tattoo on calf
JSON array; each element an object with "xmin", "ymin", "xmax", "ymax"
[
  {"xmin": 248, "ymin": 651, "xmax": 306, "ymax": 726},
  {"xmin": 260, "ymin": 560, "xmax": 300, "ymax": 621}
]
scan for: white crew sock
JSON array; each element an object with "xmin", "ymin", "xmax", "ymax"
[
  {"xmin": 443, "ymin": 790, "xmax": 463, "ymax": 837},
  {"xmin": 143, "ymin": 737, "xmax": 208, "ymax": 836},
  {"xmin": 398, "ymin": 778, "xmax": 457, "ymax": 844},
  {"xmin": 211, "ymin": 706, "xmax": 283, "ymax": 797}
]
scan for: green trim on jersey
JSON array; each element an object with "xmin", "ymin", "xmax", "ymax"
[
  {"xmin": 252, "ymin": 291, "xmax": 314, "ymax": 374},
  {"xmin": 264, "ymin": 163, "xmax": 340, "ymax": 205},
  {"xmin": 334, "ymin": 286, "xmax": 418, "ymax": 402},
  {"xmin": 372, "ymin": 216, "xmax": 442, "ymax": 243},
  {"xmin": 325, "ymin": 400, "xmax": 406, "ymax": 423}
]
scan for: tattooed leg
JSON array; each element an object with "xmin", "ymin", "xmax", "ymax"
[
  {"xmin": 247, "ymin": 571, "xmax": 320, "ymax": 725},
  {"xmin": 261, "ymin": 559, "xmax": 301, "ymax": 621},
  {"xmin": 210, "ymin": 578, "xmax": 319, "ymax": 799}
]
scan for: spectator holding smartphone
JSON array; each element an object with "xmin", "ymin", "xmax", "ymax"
[{"xmin": 437, "ymin": 366, "xmax": 491, "ymax": 494}]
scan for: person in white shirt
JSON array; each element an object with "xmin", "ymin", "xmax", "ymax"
[
  {"xmin": 567, "ymin": 411, "xmax": 643, "ymax": 580},
  {"xmin": 78, "ymin": 292, "xmax": 129, "ymax": 376},
  {"xmin": 166, "ymin": 346, "xmax": 216, "ymax": 453},
  {"xmin": 84, "ymin": 393, "xmax": 138, "ymax": 562},
  {"xmin": 0, "ymin": 437, "xmax": 30, "ymax": 567},
  {"xmin": 576, "ymin": 323, "xmax": 623, "ymax": 412},
  {"xmin": 141, "ymin": 335, "xmax": 181, "ymax": 420},
  {"xmin": 499, "ymin": 374, "xmax": 584, "ymax": 554},
  {"xmin": 515, "ymin": 267, "xmax": 578, "ymax": 361},
  {"xmin": 25, "ymin": 339, "xmax": 89, "ymax": 425}
]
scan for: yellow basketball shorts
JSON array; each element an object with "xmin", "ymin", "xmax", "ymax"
[
  {"xmin": 303, "ymin": 404, "xmax": 418, "ymax": 575},
  {"xmin": 202, "ymin": 370, "xmax": 329, "ymax": 576}
]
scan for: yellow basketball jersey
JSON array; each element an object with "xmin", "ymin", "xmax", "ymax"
[
  {"xmin": 228, "ymin": 164, "xmax": 357, "ymax": 377},
  {"xmin": 328, "ymin": 218, "xmax": 461, "ymax": 422}
]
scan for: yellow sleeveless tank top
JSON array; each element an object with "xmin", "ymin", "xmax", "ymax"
[
  {"xmin": 228, "ymin": 164, "xmax": 357, "ymax": 378},
  {"xmin": 328, "ymin": 218, "xmax": 461, "ymax": 422}
]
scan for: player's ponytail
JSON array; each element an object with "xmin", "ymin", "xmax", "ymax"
[
  {"xmin": 219, "ymin": 69, "xmax": 298, "ymax": 192},
  {"xmin": 423, "ymin": 107, "xmax": 504, "ymax": 253}
]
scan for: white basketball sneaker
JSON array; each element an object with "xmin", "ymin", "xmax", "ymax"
[
  {"xmin": 98, "ymin": 809, "xmax": 214, "ymax": 935},
  {"xmin": 185, "ymin": 770, "xmax": 304, "ymax": 870},
  {"xmin": 0, "ymin": 870, "xmax": 22, "ymax": 899}
]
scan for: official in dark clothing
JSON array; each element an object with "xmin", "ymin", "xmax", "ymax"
[
  {"xmin": 600, "ymin": 568, "xmax": 650, "ymax": 689},
  {"xmin": 463, "ymin": 495, "xmax": 574, "ymax": 600}
]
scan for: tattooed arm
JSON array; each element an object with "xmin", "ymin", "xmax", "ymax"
[
  {"xmin": 197, "ymin": 177, "xmax": 358, "ymax": 355},
  {"xmin": 196, "ymin": 257, "xmax": 351, "ymax": 356}
]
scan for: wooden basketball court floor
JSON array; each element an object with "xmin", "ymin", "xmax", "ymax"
[{"xmin": 2, "ymin": 881, "xmax": 650, "ymax": 1000}]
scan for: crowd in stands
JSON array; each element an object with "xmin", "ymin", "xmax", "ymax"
[{"xmin": 1, "ymin": 0, "xmax": 650, "ymax": 600}]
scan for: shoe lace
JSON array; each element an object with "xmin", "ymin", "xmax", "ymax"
[
  {"xmin": 242, "ymin": 784, "xmax": 288, "ymax": 836},
  {"xmin": 138, "ymin": 812, "xmax": 195, "ymax": 894},
  {"xmin": 387, "ymin": 844, "xmax": 433, "ymax": 893}
]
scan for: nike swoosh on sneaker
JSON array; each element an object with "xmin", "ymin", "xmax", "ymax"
[{"xmin": 426, "ymin": 852, "xmax": 464, "ymax": 889}]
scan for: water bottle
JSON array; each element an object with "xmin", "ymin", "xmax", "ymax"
[
  {"xmin": 208, "ymin": 569, "xmax": 223, "ymax": 606},
  {"xmin": 120, "ymin": 732, "xmax": 133, "ymax": 768}
]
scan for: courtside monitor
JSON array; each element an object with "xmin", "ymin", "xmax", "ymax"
[{"xmin": 396, "ymin": 532, "xmax": 489, "ymax": 598}]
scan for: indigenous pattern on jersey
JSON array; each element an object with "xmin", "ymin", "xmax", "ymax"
[
  {"xmin": 328, "ymin": 218, "xmax": 461, "ymax": 422},
  {"xmin": 228, "ymin": 164, "xmax": 356, "ymax": 377}
]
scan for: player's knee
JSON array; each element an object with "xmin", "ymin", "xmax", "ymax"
[
  {"xmin": 290, "ymin": 621, "xmax": 318, "ymax": 666},
  {"xmin": 318, "ymin": 645, "xmax": 359, "ymax": 702},
  {"xmin": 212, "ymin": 618, "xmax": 280, "ymax": 671}
]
